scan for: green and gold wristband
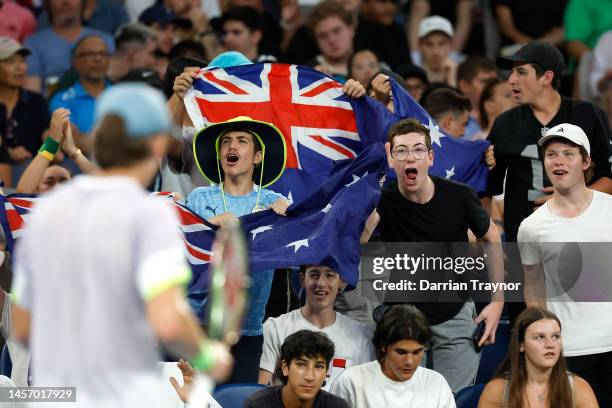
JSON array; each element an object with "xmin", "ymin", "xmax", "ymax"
[
  {"xmin": 38, "ymin": 137, "xmax": 60, "ymax": 161},
  {"xmin": 190, "ymin": 341, "xmax": 215, "ymax": 372}
]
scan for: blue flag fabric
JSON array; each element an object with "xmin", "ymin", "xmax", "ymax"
[{"xmin": 185, "ymin": 63, "xmax": 490, "ymax": 202}]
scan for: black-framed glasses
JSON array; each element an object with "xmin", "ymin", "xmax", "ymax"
[{"xmin": 391, "ymin": 145, "xmax": 430, "ymax": 161}]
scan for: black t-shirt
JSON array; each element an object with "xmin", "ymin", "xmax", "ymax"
[
  {"xmin": 0, "ymin": 89, "xmax": 51, "ymax": 158},
  {"xmin": 244, "ymin": 385, "xmax": 349, "ymax": 408},
  {"xmin": 377, "ymin": 176, "xmax": 491, "ymax": 324},
  {"xmin": 486, "ymin": 96, "xmax": 612, "ymax": 242},
  {"xmin": 491, "ymin": 0, "xmax": 567, "ymax": 44},
  {"xmin": 354, "ymin": 17, "xmax": 411, "ymax": 71}
]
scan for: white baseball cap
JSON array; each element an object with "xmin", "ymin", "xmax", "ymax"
[
  {"xmin": 538, "ymin": 123, "xmax": 590, "ymax": 155},
  {"xmin": 418, "ymin": 15, "xmax": 454, "ymax": 39}
]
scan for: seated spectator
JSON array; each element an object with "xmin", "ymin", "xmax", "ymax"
[
  {"xmin": 474, "ymin": 78, "xmax": 517, "ymax": 140},
  {"xmin": 354, "ymin": 0, "xmax": 410, "ymax": 71},
  {"xmin": 23, "ymin": 0, "xmax": 113, "ymax": 95},
  {"xmin": 259, "ymin": 265, "xmax": 375, "ymax": 388},
  {"xmin": 211, "ymin": 6, "xmax": 275, "ymax": 63},
  {"xmin": 479, "ymin": 307, "xmax": 598, "ymax": 408},
  {"xmin": 456, "ymin": 56, "xmax": 497, "ymax": 139},
  {"xmin": 138, "ymin": 5, "xmax": 177, "ymax": 55},
  {"xmin": 397, "ymin": 63, "xmax": 429, "ymax": 102},
  {"xmin": 348, "ymin": 49, "xmax": 381, "ymax": 88},
  {"xmin": 249, "ymin": 331, "xmax": 348, "ymax": 407},
  {"xmin": 330, "ymin": 305, "xmax": 455, "ymax": 407},
  {"xmin": 307, "ymin": 0, "xmax": 355, "ymax": 83},
  {"xmin": 0, "ymin": 0, "xmax": 36, "ymax": 42},
  {"xmin": 492, "ymin": 0, "xmax": 566, "ymax": 49},
  {"xmin": 0, "ymin": 37, "xmax": 49, "ymax": 186},
  {"xmin": 49, "ymin": 35, "xmax": 112, "ymax": 155},
  {"xmin": 417, "ymin": 15, "xmax": 456, "ymax": 86},
  {"xmin": 215, "ymin": 0, "xmax": 283, "ymax": 59},
  {"xmin": 36, "ymin": 0, "xmax": 130, "ymax": 36},
  {"xmin": 107, "ymin": 23, "xmax": 158, "ymax": 83},
  {"xmin": 423, "ymin": 87, "xmax": 471, "ymax": 138},
  {"xmin": 16, "ymin": 108, "xmax": 95, "ymax": 194},
  {"xmin": 407, "ymin": 0, "xmax": 473, "ymax": 64}
]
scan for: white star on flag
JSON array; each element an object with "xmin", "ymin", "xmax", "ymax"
[
  {"xmin": 445, "ymin": 166, "xmax": 455, "ymax": 179},
  {"xmin": 426, "ymin": 118, "xmax": 445, "ymax": 147},
  {"xmin": 321, "ymin": 203, "xmax": 332, "ymax": 213},
  {"xmin": 250, "ymin": 225, "xmax": 273, "ymax": 241},
  {"xmin": 286, "ymin": 239, "xmax": 309, "ymax": 252},
  {"xmin": 345, "ymin": 172, "xmax": 368, "ymax": 188}
]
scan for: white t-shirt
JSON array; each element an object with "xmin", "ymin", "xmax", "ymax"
[
  {"xmin": 0, "ymin": 292, "xmax": 30, "ymax": 386},
  {"xmin": 12, "ymin": 176, "xmax": 191, "ymax": 407},
  {"xmin": 518, "ymin": 191, "xmax": 612, "ymax": 356},
  {"xmin": 330, "ymin": 360, "xmax": 455, "ymax": 408},
  {"xmin": 260, "ymin": 309, "xmax": 375, "ymax": 390}
]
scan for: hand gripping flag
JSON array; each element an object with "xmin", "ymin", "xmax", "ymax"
[{"xmin": 185, "ymin": 63, "xmax": 490, "ymax": 198}]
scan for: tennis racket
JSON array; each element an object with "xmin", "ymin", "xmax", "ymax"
[{"xmin": 206, "ymin": 224, "xmax": 250, "ymax": 346}]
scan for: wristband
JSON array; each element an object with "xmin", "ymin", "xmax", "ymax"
[
  {"xmin": 38, "ymin": 137, "xmax": 60, "ymax": 161},
  {"xmin": 190, "ymin": 342, "xmax": 215, "ymax": 372}
]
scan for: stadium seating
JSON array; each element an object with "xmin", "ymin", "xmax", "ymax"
[
  {"xmin": 475, "ymin": 318, "xmax": 511, "ymax": 384},
  {"xmin": 455, "ymin": 383, "xmax": 486, "ymax": 408}
]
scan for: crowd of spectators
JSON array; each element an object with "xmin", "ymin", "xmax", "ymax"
[{"xmin": 1, "ymin": 0, "xmax": 612, "ymax": 406}]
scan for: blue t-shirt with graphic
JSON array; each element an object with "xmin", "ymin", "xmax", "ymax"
[{"xmin": 186, "ymin": 184, "xmax": 285, "ymax": 336}]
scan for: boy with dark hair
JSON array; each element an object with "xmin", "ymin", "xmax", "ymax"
[
  {"xmin": 330, "ymin": 305, "xmax": 455, "ymax": 407},
  {"xmin": 456, "ymin": 56, "xmax": 498, "ymax": 139},
  {"xmin": 245, "ymin": 330, "xmax": 348, "ymax": 408},
  {"xmin": 423, "ymin": 88, "xmax": 472, "ymax": 138},
  {"xmin": 486, "ymin": 41, "xmax": 612, "ymax": 243},
  {"xmin": 259, "ymin": 265, "xmax": 375, "ymax": 388}
]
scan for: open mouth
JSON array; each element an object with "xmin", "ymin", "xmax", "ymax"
[
  {"xmin": 314, "ymin": 290, "xmax": 329, "ymax": 297},
  {"xmin": 226, "ymin": 153, "xmax": 239, "ymax": 163},
  {"xmin": 511, "ymin": 89, "xmax": 521, "ymax": 97},
  {"xmin": 544, "ymin": 352, "xmax": 556, "ymax": 358},
  {"xmin": 405, "ymin": 167, "xmax": 418, "ymax": 182},
  {"xmin": 552, "ymin": 170, "xmax": 567, "ymax": 176}
]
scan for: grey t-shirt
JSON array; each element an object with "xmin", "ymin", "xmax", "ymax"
[{"xmin": 12, "ymin": 175, "xmax": 191, "ymax": 406}]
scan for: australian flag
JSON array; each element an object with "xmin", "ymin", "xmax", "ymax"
[
  {"xmin": 185, "ymin": 63, "xmax": 490, "ymax": 197},
  {"xmin": 0, "ymin": 144, "xmax": 386, "ymax": 289}
]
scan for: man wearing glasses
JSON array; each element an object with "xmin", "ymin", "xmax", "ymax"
[
  {"xmin": 50, "ymin": 34, "xmax": 112, "ymax": 156},
  {"xmin": 367, "ymin": 118, "xmax": 503, "ymax": 393}
]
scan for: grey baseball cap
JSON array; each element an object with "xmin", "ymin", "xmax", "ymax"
[{"xmin": 0, "ymin": 37, "xmax": 30, "ymax": 60}]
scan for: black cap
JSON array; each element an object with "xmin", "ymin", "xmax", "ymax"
[
  {"xmin": 496, "ymin": 41, "xmax": 566, "ymax": 77},
  {"xmin": 210, "ymin": 6, "xmax": 263, "ymax": 33},
  {"xmin": 119, "ymin": 69, "xmax": 163, "ymax": 90}
]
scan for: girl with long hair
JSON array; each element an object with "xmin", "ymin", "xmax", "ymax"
[{"xmin": 479, "ymin": 307, "xmax": 598, "ymax": 408}]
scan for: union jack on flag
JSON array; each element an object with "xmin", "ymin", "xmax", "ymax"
[
  {"xmin": 0, "ymin": 194, "xmax": 38, "ymax": 250},
  {"xmin": 184, "ymin": 63, "xmax": 367, "ymax": 202}
]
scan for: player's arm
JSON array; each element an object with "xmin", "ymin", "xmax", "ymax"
[{"xmin": 12, "ymin": 304, "xmax": 30, "ymax": 343}]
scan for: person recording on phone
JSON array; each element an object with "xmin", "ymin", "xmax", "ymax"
[{"xmin": 363, "ymin": 118, "xmax": 504, "ymax": 392}]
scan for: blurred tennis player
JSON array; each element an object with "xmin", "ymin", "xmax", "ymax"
[{"xmin": 11, "ymin": 83, "xmax": 232, "ymax": 407}]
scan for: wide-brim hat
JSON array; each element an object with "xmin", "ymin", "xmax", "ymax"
[{"xmin": 193, "ymin": 116, "xmax": 287, "ymax": 187}]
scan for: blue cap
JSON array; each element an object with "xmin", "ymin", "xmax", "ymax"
[
  {"xmin": 95, "ymin": 83, "xmax": 170, "ymax": 138},
  {"xmin": 208, "ymin": 51, "xmax": 252, "ymax": 68}
]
